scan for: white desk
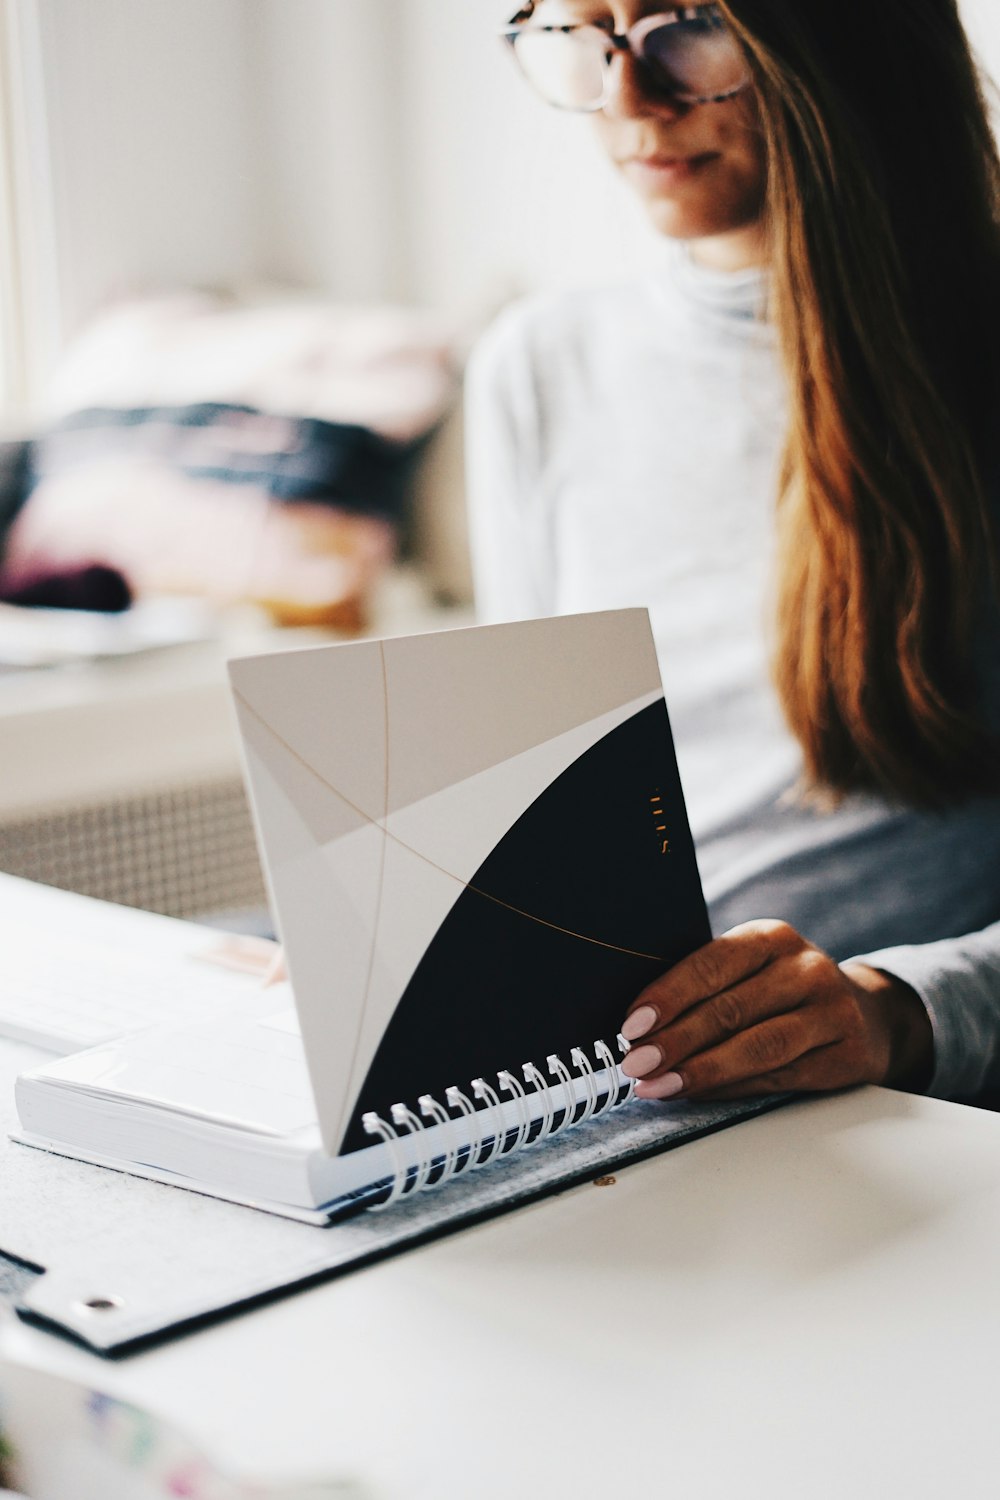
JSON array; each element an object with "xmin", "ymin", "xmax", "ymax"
[{"xmin": 4, "ymin": 1085, "xmax": 1000, "ymax": 1499}]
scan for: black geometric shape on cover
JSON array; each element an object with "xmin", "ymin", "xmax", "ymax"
[{"xmin": 341, "ymin": 700, "xmax": 710, "ymax": 1154}]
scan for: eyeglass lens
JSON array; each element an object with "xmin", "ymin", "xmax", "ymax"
[{"xmin": 510, "ymin": 11, "xmax": 748, "ymax": 111}]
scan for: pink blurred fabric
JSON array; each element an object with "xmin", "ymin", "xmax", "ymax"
[{"xmin": 1, "ymin": 293, "xmax": 459, "ymax": 625}]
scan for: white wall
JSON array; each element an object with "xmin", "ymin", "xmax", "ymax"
[
  {"xmin": 245, "ymin": 0, "xmax": 407, "ymax": 301},
  {"xmin": 962, "ymin": 0, "xmax": 1000, "ymax": 75},
  {"xmin": 29, "ymin": 0, "xmax": 260, "ymax": 354}
]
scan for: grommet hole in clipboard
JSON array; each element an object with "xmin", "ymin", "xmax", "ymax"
[{"xmin": 74, "ymin": 1295, "xmax": 125, "ymax": 1314}]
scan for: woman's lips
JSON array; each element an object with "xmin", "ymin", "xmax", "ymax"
[{"xmin": 622, "ymin": 152, "xmax": 719, "ymax": 187}]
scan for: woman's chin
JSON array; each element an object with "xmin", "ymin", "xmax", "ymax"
[
  {"xmin": 636, "ymin": 195, "xmax": 766, "ymax": 257},
  {"xmin": 640, "ymin": 199, "xmax": 731, "ymax": 241}
]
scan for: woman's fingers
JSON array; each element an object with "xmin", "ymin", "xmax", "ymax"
[
  {"xmin": 622, "ymin": 918, "xmax": 802, "ymax": 1039},
  {"xmin": 671, "ymin": 1044, "xmax": 846, "ymax": 1101},
  {"xmin": 635, "ymin": 1012, "xmax": 845, "ymax": 1099},
  {"xmin": 622, "ymin": 957, "xmax": 830, "ymax": 1085},
  {"xmin": 617, "ymin": 920, "xmax": 914, "ymax": 1099}
]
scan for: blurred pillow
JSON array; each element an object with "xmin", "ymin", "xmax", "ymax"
[{"xmin": 0, "ymin": 293, "xmax": 459, "ymax": 626}]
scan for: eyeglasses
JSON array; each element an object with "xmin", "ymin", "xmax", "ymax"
[{"xmin": 502, "ymin": 5, "xmax": 751, "ymax": 112}]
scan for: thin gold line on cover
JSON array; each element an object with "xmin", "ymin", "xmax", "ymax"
[
  {"xmin": 233, "ymin": 686, "xmax": 667, "ymax": 963},
  {"xmin": 335, "ymin": 640, "xmax": 393, "ymax": 1146}
]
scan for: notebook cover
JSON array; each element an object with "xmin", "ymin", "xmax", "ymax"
[{"xmin": 228, "ymin": 609, "xmax": 710, "ymax": 1160}]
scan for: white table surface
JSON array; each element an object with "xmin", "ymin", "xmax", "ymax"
[{"xmin": 4, "ymin": 1084, "xmax": 1000, "ymax": 1499}]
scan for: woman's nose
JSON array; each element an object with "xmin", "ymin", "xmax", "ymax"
[{"xmin": 602, "ymin": 53, "xmax": 687, "ymax": 121}]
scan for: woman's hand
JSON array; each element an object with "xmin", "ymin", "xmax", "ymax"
[{"xmin": 620, "ymin": 919, "xmax": 934, "ymax": 1101}]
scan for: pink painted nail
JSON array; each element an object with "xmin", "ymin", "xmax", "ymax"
[
  {"xmin": 621, "ymin": 1043, "xmax": 661, "ymax": 1078},
  {"xmin": 621, "ymin": 1004, "xmax": 658, "ymax": 1042},
  {"xmin": 636, "ymin": 1071, "xmax": 685, "ymax": 1100}
]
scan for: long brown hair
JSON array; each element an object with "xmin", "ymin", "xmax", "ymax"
[{"xmin": 718, "ymin": 0, "xmax": 1000, "ymax": 805}]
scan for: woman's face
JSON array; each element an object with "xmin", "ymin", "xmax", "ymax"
[{"xmin": 531, "ymin": 0, "xmax": 768, "ymax": 268}]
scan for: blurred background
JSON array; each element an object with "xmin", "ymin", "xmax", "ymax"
[{"xmin": 0, "ymin": 0, "xmax": 998, "ymax": 932}]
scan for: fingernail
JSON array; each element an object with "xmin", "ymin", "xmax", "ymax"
[
  {"xmin": 636, "ymin": 1072, "xmax": 685, "ymax": 1100},
  {"xmin": 621, "ymin": 1005, "xmax": 658, "ymax": 1042},
  {"xmin": 621, "ymin": 1043, "xmax": 661, "ymax": 1078}
]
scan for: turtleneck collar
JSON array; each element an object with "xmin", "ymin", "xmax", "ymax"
[{"xmin": 654, "ymin": 241, "xmax": 772, "ymax": 341}]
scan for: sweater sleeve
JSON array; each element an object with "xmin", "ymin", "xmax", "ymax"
[
  {"xmin": 464, "ymin": 306, "xmax": 554, "ymax": 624},
  {"xmin": 850, "ymin": 922, "xmax": 1000, "ymax": 1101}
]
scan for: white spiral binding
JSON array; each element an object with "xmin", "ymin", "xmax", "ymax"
[
  {"xmin": 472, "ymin": 1077, "xmax": 506, "ymax": 1166},
  {"xmin": 362, "ymin": 1034, "xmax": 635, "ymax": 1211},
  {"xmin": 523, "ymin": 1061, "xmax": 554, "ymax": 1139}
]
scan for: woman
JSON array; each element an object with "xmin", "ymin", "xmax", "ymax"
[{"xmin": 466, "ymin": 0, "xmax": 1000, "ymax": 1104}]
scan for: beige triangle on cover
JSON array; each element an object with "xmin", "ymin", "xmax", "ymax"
[{"xmin": 230, "ymin": 609, "xmax": 660, "ymax": 830}]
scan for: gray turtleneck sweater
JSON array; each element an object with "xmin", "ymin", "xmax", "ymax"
[{"xmin": 465, "ymin": 251, "xmax": 1000, "ymax": 1103}]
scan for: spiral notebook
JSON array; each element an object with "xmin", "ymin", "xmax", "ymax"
[{"xmin": 15, "ymin": 610, "xmax": 724, "ymax": 1226}]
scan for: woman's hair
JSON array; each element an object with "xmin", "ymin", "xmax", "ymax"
[{"xmin": 716, "ymin": 0, "xmax": 1000, "ymax": 805}]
